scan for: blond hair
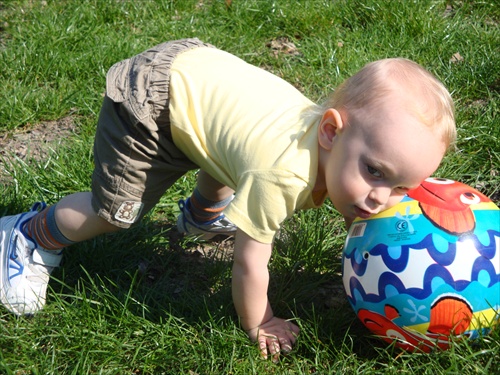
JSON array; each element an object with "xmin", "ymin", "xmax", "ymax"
[{"xmin": 316, "ymin": 58, "xmax": 456, "ymax": 149}]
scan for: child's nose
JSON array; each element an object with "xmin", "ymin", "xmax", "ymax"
[{"xmin": 369, "ymin": 186, "xmax": 392, "ymax": 206}]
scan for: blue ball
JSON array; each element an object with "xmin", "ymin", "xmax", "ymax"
[{"xmin": 342, "ymin": 178, "xmax": 500, "ymax": 352}]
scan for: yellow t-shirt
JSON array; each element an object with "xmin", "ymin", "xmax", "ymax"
[{"xmin": 169, "ymin": 47, "xmax": 324, "ymax": 243}]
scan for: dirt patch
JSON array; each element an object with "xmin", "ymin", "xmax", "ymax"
[
  {"xmin": 0, "ymin": 116, "xmax": 78, "ymax": 164},
  {"xmin": 138, "ymin": 225, "xmax": 236, "ymax": 297}
]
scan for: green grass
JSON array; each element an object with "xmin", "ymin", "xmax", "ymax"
[{"xmin": 0, "ymin": 0, "xmax": 499, "ymax": 373}]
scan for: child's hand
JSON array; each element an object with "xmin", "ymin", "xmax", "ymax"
[
  {"xmin": 246, "ymin": 317, "xmax": 300, "ymax": 361},
  {"xmin": 232, "ymin": 231, "xmax": 299, "ymax": 360}
]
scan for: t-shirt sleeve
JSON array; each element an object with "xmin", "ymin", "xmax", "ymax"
[{"xmin": 223, "ymin": 169, "xmax": 310, "ymax": 244}]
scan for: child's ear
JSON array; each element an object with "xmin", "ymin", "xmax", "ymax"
[{"xmin": 318, "ymin": 108, "xmax": 344, "ymax": 151}]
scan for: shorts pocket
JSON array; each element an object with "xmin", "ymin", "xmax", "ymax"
[{"xmin": 106, "ymin": 59, "xmax": 131, "ymax": 103}]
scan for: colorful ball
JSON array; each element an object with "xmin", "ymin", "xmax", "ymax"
[{"xmin": 342, "ymin": 178, "xmax": 500, "ymax": 352}]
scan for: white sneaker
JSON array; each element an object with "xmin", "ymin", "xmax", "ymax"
[
  {"xmin": 0, "ymin": 202, "xmax": 62, "ymax": 316},
  {"xmin": 177, "ymin": 198, "xmax": 237, "ymax": 240}
]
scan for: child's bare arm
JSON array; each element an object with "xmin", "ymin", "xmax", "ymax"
[{"xmin": 232, "ymin": 230, "xmax": 299, "ymax": 359}]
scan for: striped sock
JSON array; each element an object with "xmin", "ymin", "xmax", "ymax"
[
  {"xmin": 23, "ymin": 205, "xmax": 76, "ymax": 250},
  {"xmin": 189, "ymin": 188, "xmax": 232, "ymax": 223}
]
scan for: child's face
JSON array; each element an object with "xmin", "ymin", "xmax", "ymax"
[{"xmin": 317, "ymin": 104, "xmax": 446, "ymax": 221}]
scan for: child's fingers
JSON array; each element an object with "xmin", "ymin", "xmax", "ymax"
[
  {"xmin": 258, "ymin": 336, "xmax": 268, "ymax": 358},
  {"xmin": 258, "ymin": 335, "xmax": 272, "ymax": 360},
  {"xmin": 251, "ymin": 318, "xmax": 300, "ymax": 360},
  {"xmin": 258, "ymin": 334, "xmax": 293, "ymax": 362},
  {"xmin": 267, "ymin": 336, "xmax": 281, "ymax": 363},
  {"xmin": 279, "ymin": 337, "xmax": 293, "ymax": 354},
  {"xmin": 258, "ymin": 334, "xmax": 278, "ymax": 360}
]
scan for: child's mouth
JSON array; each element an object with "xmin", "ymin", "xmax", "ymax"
[{"xmin": 354, "ymin": 206, "xmax": 373, "ymax": 219}]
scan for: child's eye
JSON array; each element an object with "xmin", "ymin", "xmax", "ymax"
[
  {"xmin": 367, "ymin": 165, "xmax": 382, "ymax": 178},
  {"xmin": 395, "ymin": 186, "xmax": 409, "ymax": 194}
]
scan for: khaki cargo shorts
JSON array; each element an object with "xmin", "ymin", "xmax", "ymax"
[{"xmin": 91, "ymin": 38, "xmax": 214, "ymax": 228}]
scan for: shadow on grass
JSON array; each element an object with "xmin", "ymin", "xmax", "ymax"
[{"xmin": 40, "ymin": 214, "xmax": 383, "ymax": 360}]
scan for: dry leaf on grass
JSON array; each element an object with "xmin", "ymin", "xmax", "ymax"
[
  {"xmin": 266, "ymin": 37, "xmax": 301, "ymax": 57},
  {"xmin": 450, "ymin": 52, "xmax": 464, "ymax": 63}
]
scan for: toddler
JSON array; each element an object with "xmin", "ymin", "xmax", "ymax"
[{"xmin": 0, "ymin": 38, "xmax": 455, "ymax": 359}]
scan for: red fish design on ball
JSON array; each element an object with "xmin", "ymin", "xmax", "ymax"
[{"xmin": 407, "ymin": 178, "xmax": 490, "ymax": 235}]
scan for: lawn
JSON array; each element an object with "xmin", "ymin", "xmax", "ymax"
[{"xmin": 0, "ymin": 0, "xmax": 499, "ymax": 374}]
